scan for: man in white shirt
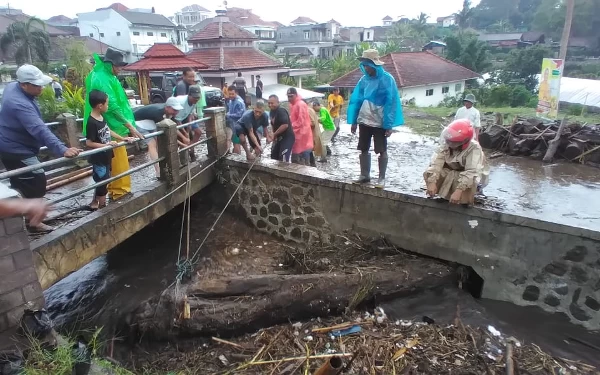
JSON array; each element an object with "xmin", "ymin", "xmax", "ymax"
[{"xmin": 454, "ymin": 94, "xmax": 481, "ymax": 140}]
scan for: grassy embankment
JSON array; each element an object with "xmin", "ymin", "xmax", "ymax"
[{"xmin": 404, "ymin": 106, "xmax": 600, "ymax": 137}]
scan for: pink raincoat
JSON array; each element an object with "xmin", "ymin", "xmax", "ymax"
[{"xmin": 289, "ymin": 96, "xmax": 314, "ymax": 154}]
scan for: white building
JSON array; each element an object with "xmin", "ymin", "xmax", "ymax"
[
  {"xmin": 77, "ymin": 8, "xmax": 184, "ymax": 62},
  {"xmin": 330, "ymin": 51, "xmax": 480, "ymax": 107},
  {"xmin": 174, "ymin": 4, "xmax": 212, "ymax": 28},
  {"xmin": 437, "ymin": 16, "xmax": 456, "ymax": 28}
]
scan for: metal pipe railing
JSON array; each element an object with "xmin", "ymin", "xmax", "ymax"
[
  {"xmin": 45, "ymin": 122, "xmax": 61, "ymax": 126},
  {"xmin": 176, "ymin": 116, "xmax": 210, "ymax": 130},
  {"xmin": 40, "ymin": 137, "xmax": 86, "ymax": 152},
  {"xmin": 177, "ymin": 136, "xmax": 213, "ymax": 153},
  {"xmin": 49, "ymin": 157, "xmax": 164, "ymax": 205},
  {"xmin": 0, "ymin": 130, "xmax": 164, "ymax": 180}
]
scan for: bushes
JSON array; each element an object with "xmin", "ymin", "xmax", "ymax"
[
  {"xmin": 38, "ymin": 84, "xmax": 85, "ymax": 122},
  {"xmin": 439, "ymin": 84, "xmax": 537, "ymax": 108}
]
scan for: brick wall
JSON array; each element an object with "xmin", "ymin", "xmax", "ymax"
[{"xmin": 0, "ymin": 215, "xmax": 44, "ymax": 339}]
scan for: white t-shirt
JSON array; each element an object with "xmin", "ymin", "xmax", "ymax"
[
  {"xmin": 357, "ymin": 101, "xmax": 383, "ymax": 128},
  {"xmin": 174, "ymin": 95, "xmax": 197, "ymax": 122},
  {"xmin": 455, "ymin": 106, "xmax": 481, "ymax": 128}
]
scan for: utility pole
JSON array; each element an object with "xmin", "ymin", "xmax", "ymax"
[{"xmin": 559, "ymin": 0, "xmax": 575, "ymax": 61}]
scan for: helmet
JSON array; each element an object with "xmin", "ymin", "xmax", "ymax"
[{"xmin": 441, "ymin": 119, "xmax": 473, "ymax": 149}]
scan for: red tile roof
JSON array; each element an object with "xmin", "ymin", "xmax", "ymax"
[
  {"xmin": 188, "ymin": 21, "xmax": 258, "ymax": 41},
  {"xmin": 97, "ymin": 3, "xmax": 129, "ymax": 12},
  {"xmin": 382, "ymin": 16, "xmax": 393, "ymax": 21},
  {"xmin": 226, "ymin": 7, "xmax": 279, "ymax": 28},
  {"xmin": 187, "ymin": 47, "xmax": 282, "ymax": 71},
  {"xmin": 124, "ymin": 44, "xmax": 209, "ymax": 72},
  {"xmin": 142, "ymin": 43, "xmax": 185, "ymax": 58},
  {"xmin": 330, "ymin": 51, "xmax": 480, "ymax": 88},
  {"xmin": 291, "ymin": 16, "xmax": 317, "ymax": 24}
]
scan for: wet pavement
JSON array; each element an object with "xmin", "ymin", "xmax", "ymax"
[{"xmin": 313, "ymin": 125, "xmax": 600, "ymax": 230}]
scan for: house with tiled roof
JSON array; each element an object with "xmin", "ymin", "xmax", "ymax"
[
  {"xmin": 330, "ymin": 51, "xmax": 480, "ymax": 107},
  {"xmin": 290, "ymin": 17, "xmax": 317, "ymax": 25},
  {"xmin": 382, "ymin": 16, "xmax": 393, "ymax": 26},
  {"xmin": 77, "ymin": 7, "xmax": 185, "ymax": 62},
  {"xmin": 187, "ymin": 9, "xmax": 315, "ymax": 89},
  {"xmin": 436, "ymin": 15, "xmax": 455, "ymax": 28}
]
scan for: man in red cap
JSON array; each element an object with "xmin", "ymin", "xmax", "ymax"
[{"xmin": 423, "ymin": 119, "xmax": 489, "ymax": 206}]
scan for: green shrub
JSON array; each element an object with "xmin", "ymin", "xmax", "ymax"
[
  {"xmin": 567, "ymin": 104, "xmax": 585, "ymax": 116},
  {"xmin": 488, "ymin": 85, "xmax": 512, "ymax": 106},
  {"xmin": 38, "ymin": 86, "xmax": 66, "ymax": 122},
  {"xmin": 510, "ymin": 85, "xmax": 533, "ymax": 107}
]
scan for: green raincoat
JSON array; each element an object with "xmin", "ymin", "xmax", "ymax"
[{"xmin": 83, "ymin": 54, "xmax": 136, "ymax": 137}]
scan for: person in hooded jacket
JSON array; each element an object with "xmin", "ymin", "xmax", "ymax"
[
  {"xmin": 83, "ymin": 49, "xmax": 144, "ymax": 200},
  {"xmin": 347, "ymin": 49, "xmax": 404, "ymax": 188},
  {"xmin": 287, "ymin": 87, "xmax": 314, "ymax": 165},
  {"xmin": 424, "ymin": 119, "xmax": 489, "ymax": 206}
]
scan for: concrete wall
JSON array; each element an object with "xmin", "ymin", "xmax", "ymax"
[
  {"xmin": 402, "ymin": 81, "xmax": 465, "ymax": 107},
  {"xmin": 224, "ymin": 159, "xmax": 600, "ymax": 329},
  {"xmin": 0, "ymin": 185, "xmax": 44, "ymax": 347}
]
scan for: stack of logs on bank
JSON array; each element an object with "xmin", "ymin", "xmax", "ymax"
[{"xmin": 479, "ymin": 114, "xmax": 600, "ymax": 166}]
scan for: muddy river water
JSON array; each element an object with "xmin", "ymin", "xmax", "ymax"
[{"xmin": 43, "ymin": 124, "xmax": 600, "ymax": 371}]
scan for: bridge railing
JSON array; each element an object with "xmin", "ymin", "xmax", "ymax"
[{"xmin": 0, "ymin": 107, "xmax": 228, "ymax": 205}]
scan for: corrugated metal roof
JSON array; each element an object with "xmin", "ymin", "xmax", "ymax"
[{"xmin": 117, "ymin": 10, "xmax": 174, "ymax": 27}]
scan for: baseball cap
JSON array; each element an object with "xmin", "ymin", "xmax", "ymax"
[
  {"xmin": 16, "ymin": 64, "xmax": 53, "ymax": 86},
  {"xmin": 188, "ymin": 85, "xmax": 202, "ymax": 99},
  {"xmin": 165, "ymin": 96, "xmax": 184, "ymax": 111}
]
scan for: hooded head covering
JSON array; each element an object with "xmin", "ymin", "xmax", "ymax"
[
  {"xmin": 83, "ymin": 53, "xmax": 136, "ymax": 136},
  {"xmin": 346, "ymin": 58, "xmax": 404, "ymax": 129}
]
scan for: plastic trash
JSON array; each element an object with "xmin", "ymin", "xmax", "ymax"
[
  {"xmin": 18, "ymin": 309, "xmax": 53, "ymax": 339},
  {"xmin": 0, "ymin": 352, "xmax": 24, "ymax": 375},
  {"xmin": 331, "ymin": 325, "xmax": 361, "ymax": 337},
  {"xmin": 71, "ymin": 339, "xmax": 91, "ymax": 375}
]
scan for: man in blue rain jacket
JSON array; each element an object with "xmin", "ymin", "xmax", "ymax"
[{"xmin": 347, "ymin": 49, "xmax": 404, "ymax": 188}]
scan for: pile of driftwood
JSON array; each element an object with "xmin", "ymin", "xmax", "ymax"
[{"xmin": 479, "ymin": 116, "xmax": 600, "ymax": 166}]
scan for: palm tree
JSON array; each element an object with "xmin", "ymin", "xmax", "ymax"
[
  {"xmin": 387, "ymin": 23, "xmax": 427, "ymax": 51},
  {"xmin": 0, "ymin": 17, "xmax": 51, "ymax": 65},
  {"xmin": 413, "ymin": 12, "xmax": 430, "ymax": 33},
  {"xmin": 454, "ymin": 0, "xmax": 474, "ymax": 29},
  {"xmin": 490, "ymin": 19, "xmax": 512, "ymax": 33}
]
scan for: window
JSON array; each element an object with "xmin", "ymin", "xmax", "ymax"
[
  {"xmin": 442, "ymin": 86, "xmax": 449, "ymax": 94},
  {"xmin": 116, "ymin": 31, "xmax": 121, "ymax": 36},
  {"xmin": 366, "ymin": 32, "xmax": 371, "ymax": 39},
  {"xmin": 426, "ymin": 89, "xmax": 434, "ymax": 96},
  {"xmin": 161, "ymin": 32, "xmax": 167, "ymax": 37},
  {"xmin": 99, "ymin": 32, "xmax": 104, "ymax": 37},
  {"xmin": 89, "ymin": 33, "xmax": 94, "ymax": 37},
  {"xmin": 278, "ymin": 33, "xmax": 282, "ymax": 39},
  {"xmin": 455, "ymin": 83, "xmax": 462, "ymax": 92},
  {"xmin": 133, "ymin": 31, "xmax": 140, "ymax": 36},
  {"xmin": 147, "ymin": 32, "xmax": 154, "ymax": 36},
  {"xmin": 303, "ymin": 30, "xmax": 310, "ymax": 40}
]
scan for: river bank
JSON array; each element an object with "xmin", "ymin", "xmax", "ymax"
[{"xmin": 38, "ymin": 192, "xmax": 600, "ymax": 374}]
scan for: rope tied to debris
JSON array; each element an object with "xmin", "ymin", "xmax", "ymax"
[{"xmin": 174, "ymin": 156, "xmax": 259, "ymax": 283}]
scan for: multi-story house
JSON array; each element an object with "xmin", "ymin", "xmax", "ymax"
[
  {"xmin": 174, "ymin": 4, "xmax": 212, "ymax": 28},
  {"xmin": 225, "ymin": 8, "xmax": 278, "ymax": 52},
  {"xmin": 77, "ymin": 7, "xmax": 185, "ymax": 62},
  {"xmin": 437, "ymin": 15, "xmax": 456, "ymax": 28},
  {"xmin": 276, "ymin": 18, "xmax": 348, "ymax": 59}
]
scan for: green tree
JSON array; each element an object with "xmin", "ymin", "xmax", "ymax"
[
  {"xmin": 387, "ymin": 23, "xmax": 427, "ymax": 50},
  {"xmin": 445, "ymin": 32, "xmax": 491, "ymax": 73},
  {"xmin": 281, "ymin": 53, "xmax": 302, "ymax": 69},
  {"xmin": 64, "ymin": 40, "xmax": 92, "ymax": 88},
  {"xmin": 454, "ymin": 0, "xmax": 475, "ymax": 29},
  {"xmin": 533, "ymin": 0, "xmax": 600, "ymax": 38},
  {"xmin": 0, "ymin": 17, "xmax": 50, "ymax": 65},
  {"xmin": 377, "ymin": 40, "xmax": 403, "ymax": 55},
  {"xmin": 413, "ymin": 12, "xmax": 430, "ymax": 34},
  {"xmin": 489, "ymin": 19, "xmax": 514, "ymax": 33},
  {"xmin": 502, "ymin": 45, "xmax": 552, "ymax": 90},
  {"xmin": 331, "ymin": 54, "xmax": 356, "ymax": 79}
]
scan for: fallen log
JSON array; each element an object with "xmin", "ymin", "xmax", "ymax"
[
  {"xmin": 130, "ymin": 267, "xmax": 454, "ymax": 340},
  {"xmin": 479, "ymin": 125, "xmax": 508, "ymax": 150},
  {"xmin": 47, "ymin": 170, "xmax": 93, "ymax": 191},
  {"xmin": 543, "ymin": 117, "xmax": 568, "ymax": 163},
  {"xmin": 46, "ymin": 166, "xmax": 92, "ymax": 185},
  {"xmin": 564, "ymin": 140, "xmax": 586, "ymax": 161}
]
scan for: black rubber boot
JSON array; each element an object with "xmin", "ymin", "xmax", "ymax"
[
  {"xmin": 354, "ymin": 153, "xmax": 371, "ymax": 183},
  {"xmin": 375, "ymin": 156, "xmax": 388, "ymax": 188}
]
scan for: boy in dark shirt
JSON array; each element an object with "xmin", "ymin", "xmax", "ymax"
[{"xmin": 85, "ymin": 90, "xmax": 135, "ymax": 210}]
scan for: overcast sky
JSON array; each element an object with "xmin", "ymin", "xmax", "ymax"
[{"xmin": 14, "ymin": 0, "xmax": 480, "ymax": 28}]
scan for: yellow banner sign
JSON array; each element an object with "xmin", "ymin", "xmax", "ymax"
[{"xmin": 536, "ymin": 58, "xmax": 564, "ymax": 119}]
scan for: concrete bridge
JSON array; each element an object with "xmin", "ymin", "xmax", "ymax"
[{"xmin": 1, "ymin": 108, "xmax": 600, "ymax": 346}]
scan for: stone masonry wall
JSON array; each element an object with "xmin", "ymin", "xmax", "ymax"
[
  {"xmin": 0, "ymin": 215, "xmax": 44, "ymax": 341},
  {"xmin": 223, "ymin": 160, "xmax": 600, "ymax": 329},
  {"xmin": 228, "ymin": 167, "xmax": 333, "ymax": 244}
]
